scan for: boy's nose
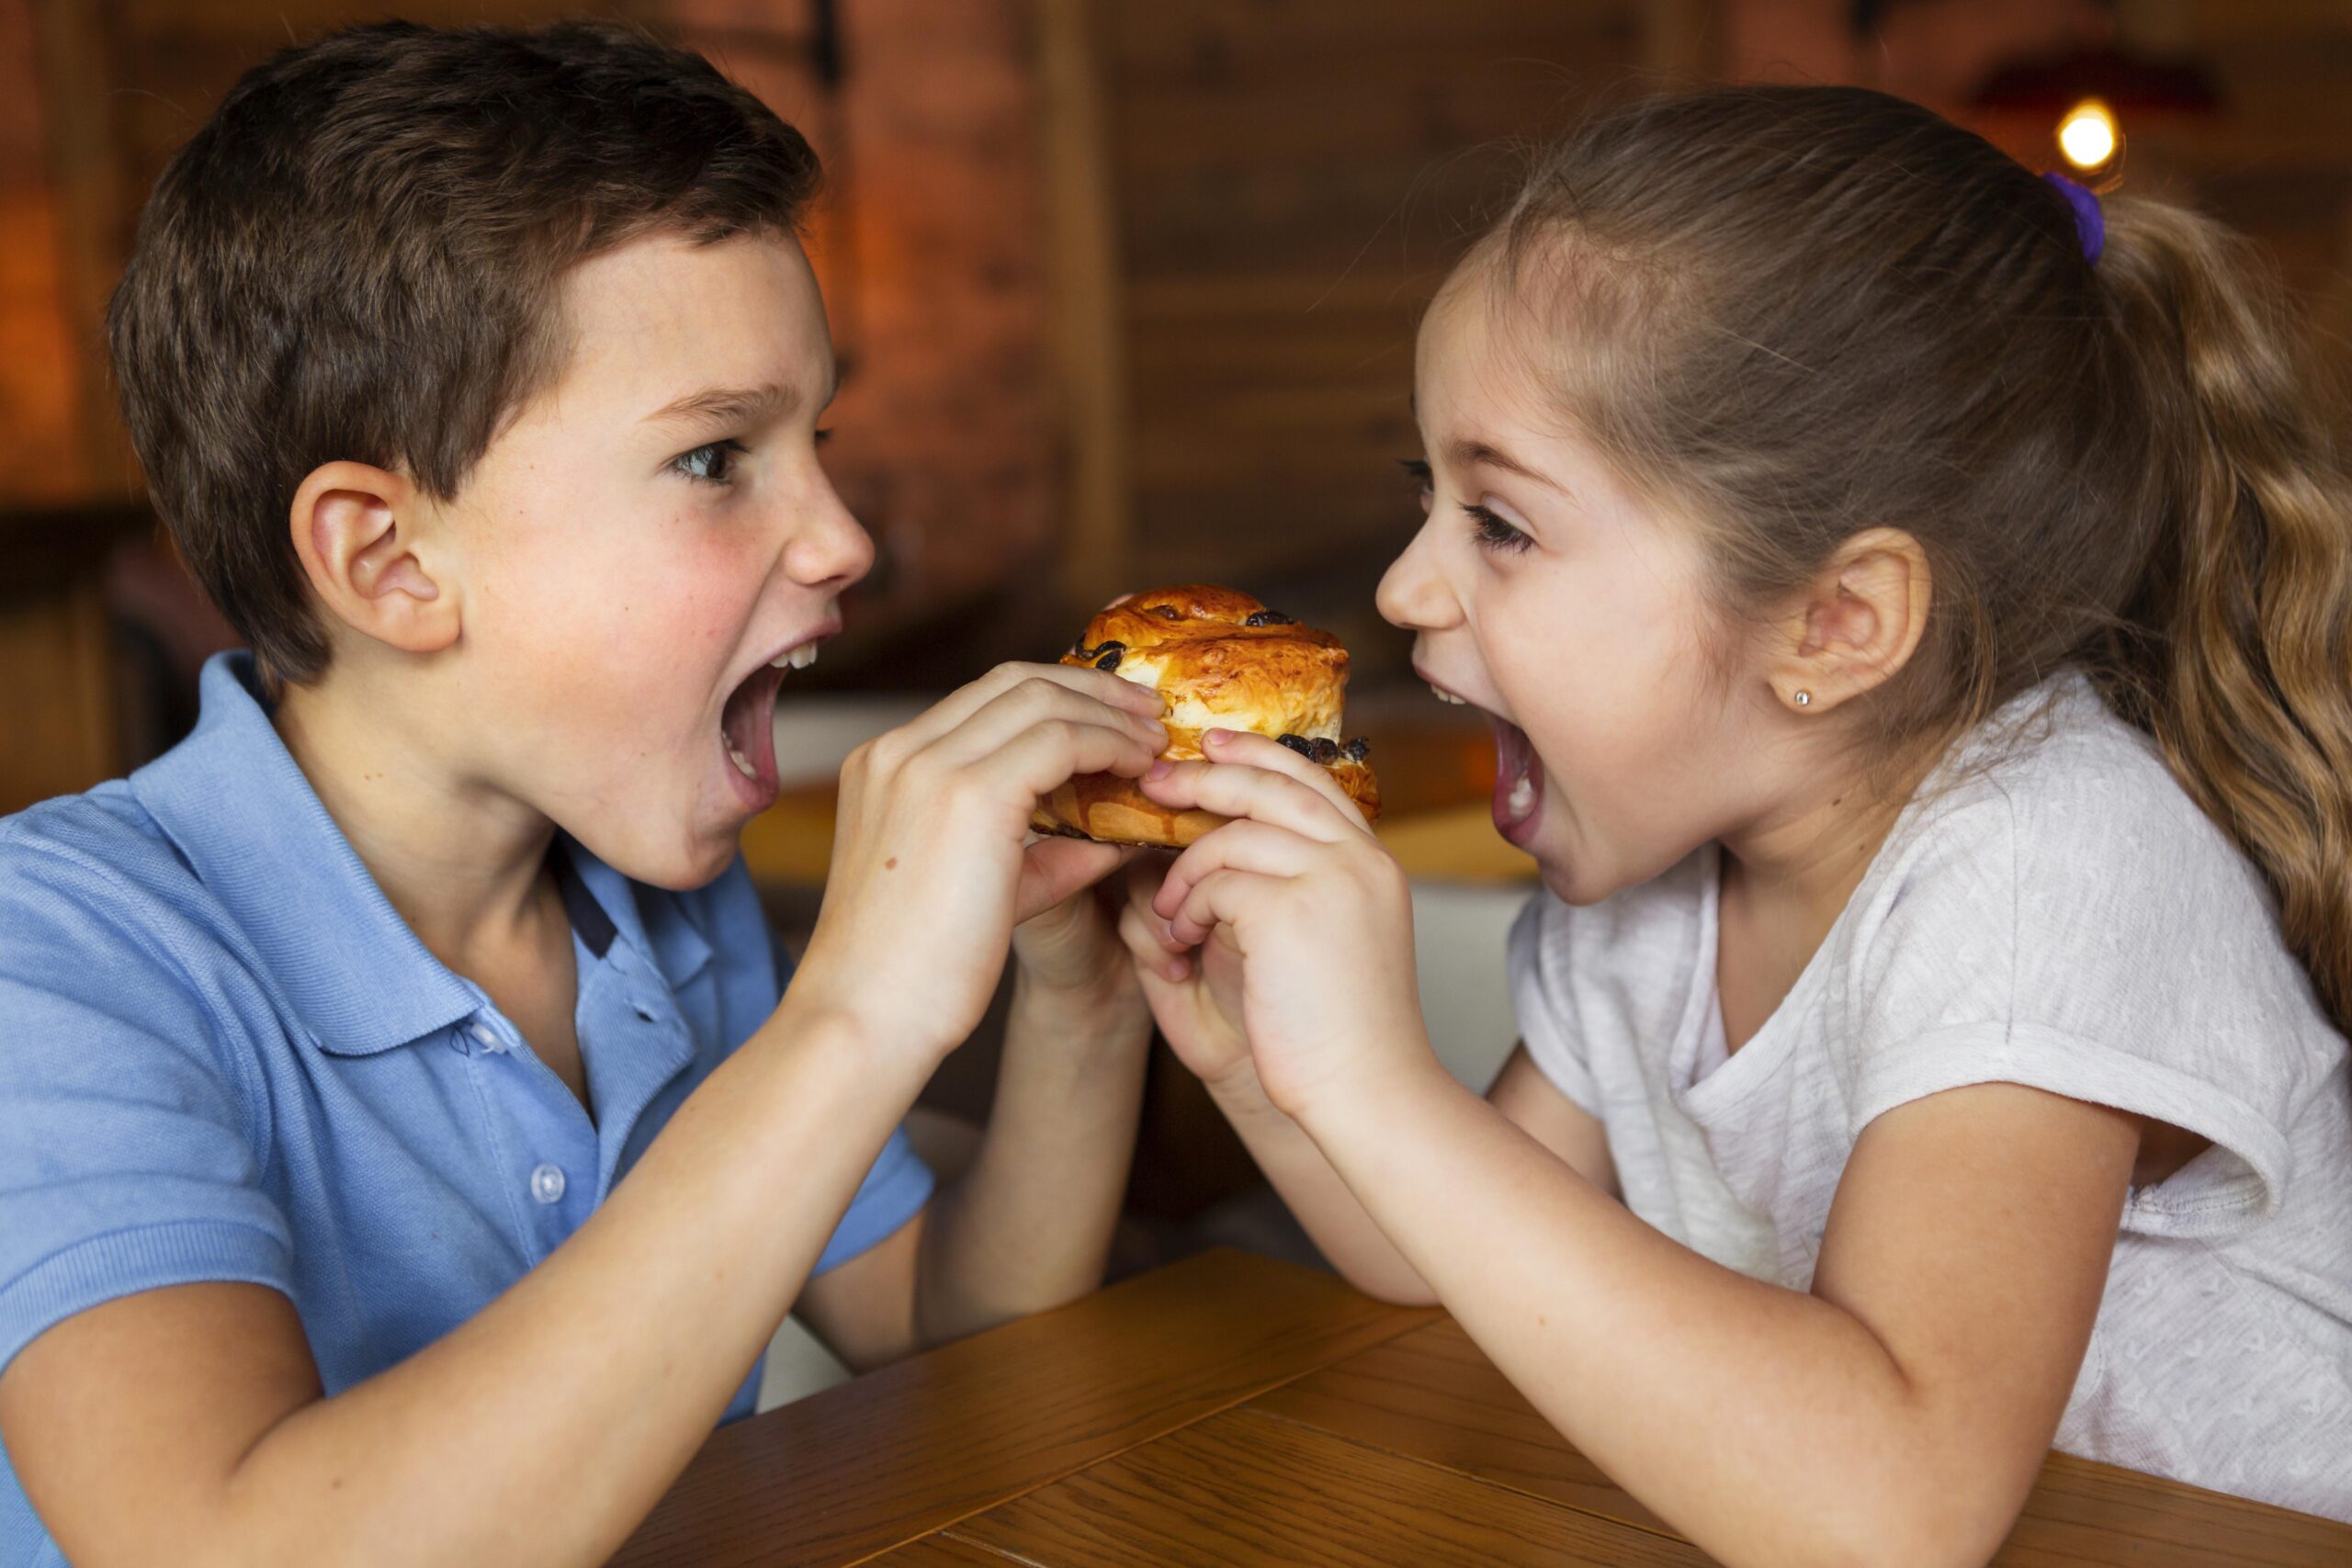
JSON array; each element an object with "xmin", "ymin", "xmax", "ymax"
[
  {"xmin": 785, "ymin": 482, "xmax": 876, "ymax": 593},
  {"xmin": 1375, "ymin": 521, "xmax": 1461, "ymax": 632}
]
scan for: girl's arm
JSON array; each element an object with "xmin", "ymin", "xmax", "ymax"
[
  {"xmin": 0, "ymin": 662, "xmax": 1167, "ymax": 1568},
  {"xmin": 1308, "ymin": 1062, "xmax": 2132, "ymax": 1568},
  {"xmin": 1138, "ymin": 731, "xmax": 2136, "ymax": 1568}
]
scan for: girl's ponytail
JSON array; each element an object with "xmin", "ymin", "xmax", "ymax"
[{"xmin": 2094, "ymin": 197, "xmax": 2352, "ymax": 1034}]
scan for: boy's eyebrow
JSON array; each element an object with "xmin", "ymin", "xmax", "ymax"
[
  {"xmin": 642, "ymin": 380, "xmax": 802, "ymax": 431},
  {"xmin": 1443, "ymin": 435, "xmax": 1567, "ymax": 495}
]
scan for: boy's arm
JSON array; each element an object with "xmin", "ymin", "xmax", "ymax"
[
  {"xmin": 1, "ymin": 662, "xmax": 1167, "ymax": 1568},
  {"xmin": 799, "ymin": 886, "xmax": 1154, "ymax": 1365},
  {"xmin": 2, "ymin": 999, "xmax": 922, "ymax": 1568}
]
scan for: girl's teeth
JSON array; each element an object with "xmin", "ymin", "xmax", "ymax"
[
  {"xmin": 727, "ymin": 742, "xmax": 757, "ymax": 780},
  {"xmin": 789, "ymin": 642, "xmax": 819, "ymax": 670},
  {"xmin": 1505, "ymin": 773, "xmax": 1537, "ymax": 820}
]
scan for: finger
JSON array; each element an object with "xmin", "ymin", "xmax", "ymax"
[
  {"xmin": 1152, "ymin": 819, "xmax": 1321, "ymax": 928},
  {"xmin": 901, "ymin": 661, "xmax": 1165, "ymax": 751},
  {"xmin": 969, "ymin": 708, "xmax": 1165, "ymax": 805},
  {"xmin": 1014, "ymin": 836, "xmax": 1129, "ymax": 925},
  {"xmin": 931, "ymin": 675, "xmax": 1167, "ymax": 771},
  {"xmin": 1140, "ymin": 751, "xmax": 1357, "ymax": 844},
  {"xmin": 1168, "ymin": 866, "xmax": 1278, "ymax": 952},
  {"xmin": 1122, "ymin": 853, "xmax": 1188, "ymax": 952},
  {"xmin": 1206, "ymin": 729, "xmax": 1372, "ymax": 829},
  {"xmin": 1118, "ymin": 892, "xmax": 1193, "ymax": 983}
]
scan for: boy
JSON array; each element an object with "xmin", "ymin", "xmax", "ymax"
[{"xmin": 0, "ymin": 21, "xmax": 1165, "ymax": 1566}]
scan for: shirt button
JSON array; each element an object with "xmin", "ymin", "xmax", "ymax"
[
  {"xmin": 529, "ymin": 1164, "xmax": 567, "ymax": 1205},
  {"xmin": 469, "ymin": 1022, "xmax": 505, "ymax": 1054}
]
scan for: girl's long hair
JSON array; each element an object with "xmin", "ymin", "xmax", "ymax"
[{"xmin": 1487, "ymin": 85, "xmax": 2352, "ymax": 1034}]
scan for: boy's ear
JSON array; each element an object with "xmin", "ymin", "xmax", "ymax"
[
  {"xmin": 1768, "ymin": 526, "xmax": 1931, "ymax": 714},
  {"xmin": 288, "ymin": 461, "xmax": 459, "ymax": 657}
]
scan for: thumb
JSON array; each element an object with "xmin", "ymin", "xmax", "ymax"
[{"xmin": 1015, "ymin": 836, "xmax": 1129, "ymax": 924}]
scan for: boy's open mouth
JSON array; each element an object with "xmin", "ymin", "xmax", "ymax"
[{"xmin": 719, "ymin": 641, "xmax": 820, "ymax": 807}]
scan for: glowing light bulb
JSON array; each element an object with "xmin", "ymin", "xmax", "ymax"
[{"xmin": 2057, "ymin": 98, "xmax": 2119, "ymax": 172}]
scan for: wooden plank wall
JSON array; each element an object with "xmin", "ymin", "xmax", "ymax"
[{"xmin": 1084, "ymin": 1, "xmax": 1654, "ymax": 675}]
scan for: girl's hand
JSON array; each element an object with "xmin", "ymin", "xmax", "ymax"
[
  {"xmin": 1131, "ymin": 729, "xmax": 1429, "ymax": 1120},
  {"xmin": 1118, "ymin": 853, "xmax": 1252, "ymax": 1089},
  {"xmin": 790, "ymin": 664, "xmax": 1166, "ymax": 1062}
]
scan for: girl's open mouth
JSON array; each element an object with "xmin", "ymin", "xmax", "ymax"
[{"xmin": 1491, "ymin": 715, "xmax": 1545, "ymax": 846}]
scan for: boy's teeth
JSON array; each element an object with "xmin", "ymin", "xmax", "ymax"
[
  {"xmin": 726, "ymin": 742, "xmax": 757, "ymax": 780},
  {"xmin": 1429, "ymin": 682, "xmax": 1465, "ymax": 705},
  {"xmin": 770, "ymin": 643, "xmax": 820, "ymax": 671}
]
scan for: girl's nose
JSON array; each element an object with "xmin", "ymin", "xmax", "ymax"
[{"xmin": 1376, "ymin": 520, "xmax": 1462, "ymax": 632}]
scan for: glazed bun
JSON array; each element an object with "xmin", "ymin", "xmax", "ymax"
[{"xmin": 1030, "ymin": 584, "xmax": 1381, "ymax": 847}]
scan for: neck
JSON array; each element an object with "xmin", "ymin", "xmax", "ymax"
[
  {"xmin": 1716, "ymin": 740, "xmax": 1934, "ymax": 952},
  {"xmin": 271, "ymin": 671, "xmax": 562, "ymax": 969}
]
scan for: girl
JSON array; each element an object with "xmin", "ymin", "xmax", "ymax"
[{"xmin": 1122, "ymin": 85, "xmax": 2352, "ymax": 1563}]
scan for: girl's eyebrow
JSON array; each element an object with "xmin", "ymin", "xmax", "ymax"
[{"xmin": 1444, "ymin": 435, "xmax": 1567, "ymax": 495}]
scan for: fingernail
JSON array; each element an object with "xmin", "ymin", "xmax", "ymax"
[
  {"xmin": 1204, "ymin": 728, "xmax": 1231, "ymax": 746},
  {"xmin": 1146, "ymin": 760, "xmax": 1172, "ymax": 781}
]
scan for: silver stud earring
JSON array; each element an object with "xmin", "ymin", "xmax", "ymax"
[{"xmin": 1793, "ymin": 690, "xmax": 1813, "ymax": 708}]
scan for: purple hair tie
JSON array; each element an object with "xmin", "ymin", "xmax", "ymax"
[{"xmin": 2041, "ymin": 171, "xmax": 2105, "ymax": 265}]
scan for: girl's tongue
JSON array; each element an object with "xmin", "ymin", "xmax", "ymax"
[{"xmin": 1491, "ymin": 716, "xmax": 1545, "ymax": 845}]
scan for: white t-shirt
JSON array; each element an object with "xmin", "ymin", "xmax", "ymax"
[{"xmin": 1507, "ymin": 672, "xmax": 2352, "ymax": 1519}]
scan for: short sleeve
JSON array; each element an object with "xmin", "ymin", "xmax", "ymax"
[
  {"xmin": 1843, "ymin": 750, "xmax": 2324, "ymax": 1238},
  {"xmin": 1507, "ymin": 891, "xmax": 1604, "ymax": 1114},
  {"xmin": 0, "ymin": 840, "xmax": 293, "ymax": 1376},
  {"xmin": 810, "ymin": 1124, "xmax": 934, "ymax": 1275}
]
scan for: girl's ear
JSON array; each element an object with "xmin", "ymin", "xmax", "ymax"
[
  {"xmin": 288, "ymin": 461, "xmax": 462, "ymax": 659},
  {"xmin": 1768, "ymin": 526, "xmax": 1931, "ymax": 713}
]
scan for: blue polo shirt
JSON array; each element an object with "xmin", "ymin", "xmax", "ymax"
[{"xmin": 0, "ymin": 652, "xmax": 933, "ymax": 1565}]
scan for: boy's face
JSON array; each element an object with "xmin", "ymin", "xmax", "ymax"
[{"xmin": 425, "ymin": 231, "xmax": 871, "ymax": 890}]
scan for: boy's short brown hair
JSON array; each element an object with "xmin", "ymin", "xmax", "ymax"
[{"xmin": 107, "ymin": 20, "xmax": 821, "ymax": 683}]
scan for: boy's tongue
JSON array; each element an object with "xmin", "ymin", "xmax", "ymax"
[
  {"xmin": 721, "ymin": 664, "xmax": 784, "ymax": 795},
  {"xmin": 1491, "ymin": 716, "xmax": 1544, "ymax": 845}
]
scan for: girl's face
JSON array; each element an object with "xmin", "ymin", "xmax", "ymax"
[{"xmin": 1377, "ymin": 270, "xmax": 1781, "ymax": 905}]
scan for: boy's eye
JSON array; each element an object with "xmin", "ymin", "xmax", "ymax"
[
  {"xmin": 672, "ymin": 438, "xmax": 749, "ymax": 485},
  {"xmin": 1397, "ymin": 457, "xmax": 1433, "ymax": 514},
  {"xmin": 1464, "ymin": 502, "xmax": 1532, "ymax": 554}
]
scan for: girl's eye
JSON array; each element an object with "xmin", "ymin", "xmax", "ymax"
[
  {"xmin": 1464, "ymin": 502, "xmax": 1532, "ymax": 554},
  {"xmin": 672, "ymin": 438, "xmax": 749, "ymax": 485},
  {"xmin": 1397, "ymin": 457, "xmax": 1433, "ymax": 514}
]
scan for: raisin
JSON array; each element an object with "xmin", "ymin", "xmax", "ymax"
[
  {"xmin": 1149, "ymin": 604, "xmax": 1181, "ymax": 618},
  {"xmin": 1276, "ymin": 733, "xmax": 1315, "ymax": 758},
  {"xmin": 1092, "ymin": 641, "xmax": 1125, "ymax": 671},
  {"xmin": 1341, "ymin": 738, "xmax": 1372, "ymax": 762},
  {"xmin": 1309, "ymin": 738, "xmax": 1340, "ymax": 764},
  {"xmin": 1244, "ymin": 609, "xmax": 1295, "ymax": 626}
]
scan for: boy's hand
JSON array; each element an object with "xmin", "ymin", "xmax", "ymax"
[
  {"xmin": 1009, "ymin": 841, "xmax": 1144, "ymax": 1000},
  {"xmin": 790, "ymin": 663, "xmax": 1165, "ymax": 1062},
  {"xmin": 1130, "ymin": 730, "xmax": 1429, "ymax": 1121}
]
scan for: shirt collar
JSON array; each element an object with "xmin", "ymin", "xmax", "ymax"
[{"xmin": 130, "ymin": 652, "xmax": 707, "ymax": 1053}]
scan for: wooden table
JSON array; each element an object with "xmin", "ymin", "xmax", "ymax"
[{"xmin": 616, "ymin": 1250, "xmax": 2352, "ymax": 1567}]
